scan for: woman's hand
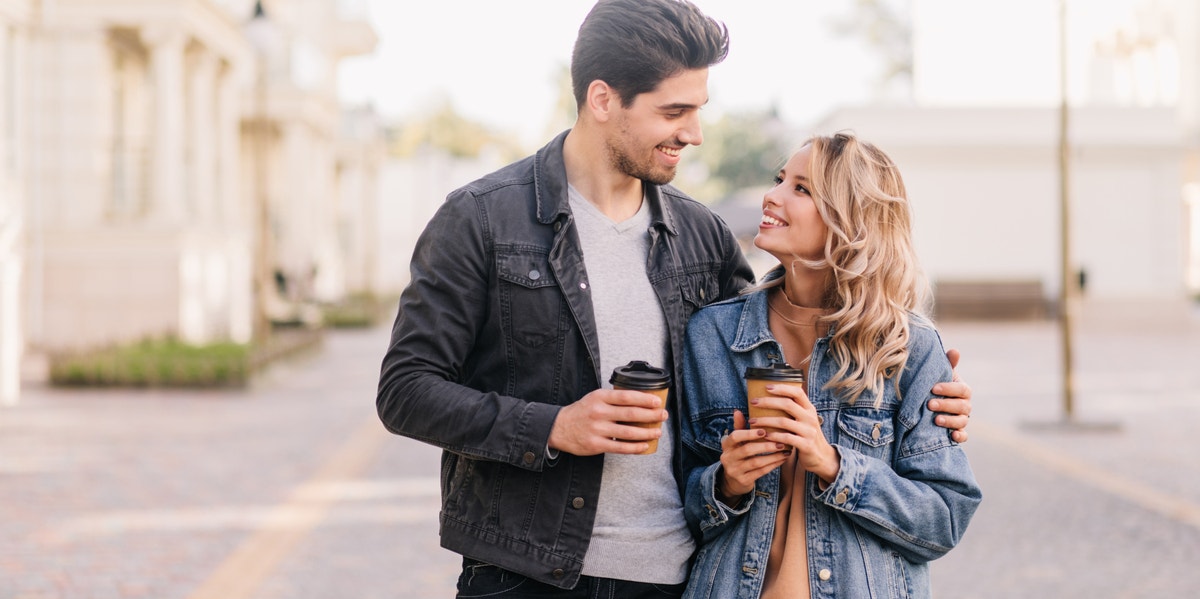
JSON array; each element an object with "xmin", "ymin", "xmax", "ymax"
[
  {"xmin": 750, "ymin": 383, "xmax": 840, "ymax": 486},
  {"xmin": 717, "ymin": 409, "xmax": 790, "ymax": 503}
]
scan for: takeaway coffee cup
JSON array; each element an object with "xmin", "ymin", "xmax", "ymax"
[
  {"xmin": 744, "ymin": 362, "xmax": 806, "ymax": 434},
  {"xmin": 610, "ymin": 361, "xmax": 671, "ymax": 455}
]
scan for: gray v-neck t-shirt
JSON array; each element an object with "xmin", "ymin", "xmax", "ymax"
[{"xmin": 568, "ymin": 185, "xmax": 694, "ymax": 584}]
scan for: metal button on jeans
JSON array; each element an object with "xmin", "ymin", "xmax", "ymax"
[
  {"xmin": 571, "ymin": 497, "xmax": 585, "ymax": 509},
  {"xmin": 819, "ymin": 568, "xmax": 832, "ymax": 581}
]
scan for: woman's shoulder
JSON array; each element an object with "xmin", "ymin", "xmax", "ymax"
[{"xmin": 905, "ymin": 312, "xmax": 944, "ymax": 351}]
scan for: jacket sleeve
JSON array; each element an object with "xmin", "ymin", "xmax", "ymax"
[
  {"xmin": 376, "ymin": 189, "xmax": 559, "ymax": 471},
  {"xmin": 679, "ymin": 310, "xmax": 755, "ymax": 543},
  {"xmin": 811, "ymin": 326, "xmax": 982, "ymax": 563}
]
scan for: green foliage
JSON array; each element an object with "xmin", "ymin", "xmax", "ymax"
[
  {"xmin": 49, "ymin": 338, "xmax": 251, "ymax": 388},
  {"xmin": 389, "ymin": 100, "xmax": 525, "ymax": 160},
  {"xmin": 684, "ymin": 108, "xmax": 790, "ymax": 202},
  {"xmin": 322, "ymin": 292, "xmax": 389, "ymax": 328}
]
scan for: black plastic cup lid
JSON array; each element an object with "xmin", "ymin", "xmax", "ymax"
[
  {"xmin": 744, "ymin": 362, "xmax": 805, "ymax": 382},
  {"xmin": 610, "ymin": 361, "xmax": 671, "ymax": 390}
]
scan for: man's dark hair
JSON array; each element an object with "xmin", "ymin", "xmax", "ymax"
[{"xmin": 571, "ymin": 0, "xmax": 730, "ymax": 109}]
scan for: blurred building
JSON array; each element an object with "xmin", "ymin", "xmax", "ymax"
[
  {"xmin": 336, "ymin": 104, "xmax": 385, "ymax": 297},
  {"xmin": 24, "ymin": 0, "xmax": 255, "ymax": 352},
  {"xmin": 0, "ymin": 0, "xmax": 32, "ymax": 404},
  {"xmin": 240, "ymin": 0, "xmax": 376, "ymax": 312},
  {"xmin": 15, "ymin": 0, "xmax": 378, "ymax": 363},
  {"xmin": 804, "ymin": 0, "xmax": 1196, "ymax": 320}
]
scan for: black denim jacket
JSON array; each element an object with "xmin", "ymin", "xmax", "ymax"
[{"xmin": 377, "ymin": 131, "xmax": 754, "ymax": 589}]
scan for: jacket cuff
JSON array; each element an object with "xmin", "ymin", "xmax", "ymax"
[
  {"xmin": 511, "ymin": 401, "xmax": 561, "ymax": 471},
  {"xmin": 814, "ymin": 443, "xmax": 866, "ymax": 512},
  {"xmin": 698, "ymin": 463, "xmax": 752, "ymax": 529}
]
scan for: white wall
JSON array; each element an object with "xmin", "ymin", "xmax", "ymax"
[{"xmin": 810, "ymin": 105, "xmax": 1185, "ymax": 304}]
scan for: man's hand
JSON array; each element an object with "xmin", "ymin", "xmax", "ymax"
[
  {"xmin": 929, "ymin": 348, "xmax": 972, "ymax": 443},
  {"xmin": 547, "ymin": 389, "xmax": 668, "ymax": 456}
]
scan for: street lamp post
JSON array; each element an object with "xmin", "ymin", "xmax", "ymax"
[
  {"xmin": 246, "ymin": 0, "xmax": 276, "ymax": 345},
  {"xmin": 1025, "ymin": 0, "xmax": 1119, "ymax": 433}
]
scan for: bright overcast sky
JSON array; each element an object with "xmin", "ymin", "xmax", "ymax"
[{"xmin": 338, "ymin": 0, "xmax": 880, "ymax": 147}]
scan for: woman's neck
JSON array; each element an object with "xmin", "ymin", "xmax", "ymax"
[{"xmin": 780, "ymin": 264, "xmax": 832, "ymax": 309}]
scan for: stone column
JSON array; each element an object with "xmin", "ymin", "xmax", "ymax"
[
  {"xmin": 0, "ymin": 21, "xmax": 22, "ymax": 404},
  {"xmin": 216, "ymin": 60, "xmax": 241, "ymax": 228},
  {"xmin": 145, "ymin": 26, "xmax": 187, "ymax": 224},
  {"xmin": 0, "ymin": 230, "xmax": 20, "ymax": 405},
  {"xmin": 190, "ymin": 51, "xmax": 218, "ymax": 225}
]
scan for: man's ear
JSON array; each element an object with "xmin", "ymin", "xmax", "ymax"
[{"xmin": 584, "ymin": 80, "xmax": 617, "ymax": 123}]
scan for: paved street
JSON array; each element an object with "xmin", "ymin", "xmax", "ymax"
[{"xmin": 2, "ymin": 305, "xmax": 1199, "ymax": 598}]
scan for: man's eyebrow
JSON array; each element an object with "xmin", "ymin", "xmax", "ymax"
[{"xmin": 657, "ymin": 100, "xmax": 709, "ymax": 111}]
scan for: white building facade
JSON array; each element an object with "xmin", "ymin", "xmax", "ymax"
[
  {"xmin": 242, "ymin": 0, "xmax": 375, "ymax": 308},
  {"xmin": 0, "ymin": 0, "xmax": 31, "ymax": 404},
  {"xmin": 25, "ymin": 0, "xmax": 255, "ymax": 352},
  {"xmin": 813, "ymin": 105, "xmax": 1184, "ymax": 306},
  {"xmin": 801, "ymin": 0, "xmax": 1195, "ymax": 320},
  {"xmin": 16, "ymin": 0, "xmax": 379, "ymax": 361}
]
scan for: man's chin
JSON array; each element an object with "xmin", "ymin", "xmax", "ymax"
[{"xmin": 642, "ymin": 167, "xmax": 677, "ymax": 186}]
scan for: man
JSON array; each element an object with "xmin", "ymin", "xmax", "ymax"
[{"xmin": 377, "ymin": 1, "xmax": 972, "ymax": 597}]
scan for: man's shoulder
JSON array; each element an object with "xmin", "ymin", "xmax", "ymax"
[
  {"xmin": 658, "ymin": 183, "xmax": 706, "ymax": 210},
  {"xmin": 453, "ymin": 155, "xmax": 537, "ymax": 199},
  {"xmin": 656, "ymin": 184, "xmax": 733, "ymax": 231}
]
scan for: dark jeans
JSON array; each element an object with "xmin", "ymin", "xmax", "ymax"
[{"xmin": 455, "ymin": 558, "xmax": 686, "ymax": 599}]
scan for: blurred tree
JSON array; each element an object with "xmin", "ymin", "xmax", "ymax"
[
  {"xmin": 829, "ymin": 0, "xmax": 913, "ymax": 97},
  {"xmin": 389, "ymin": 99, "xmax": 524, "ymax": 160},
  {"xmin": 683, "ymin": 107, "xmax": 790, "ymax": 203},
  {"xmin": 543, "ymin": 63, "xmax": 579, "ymax": 141}
]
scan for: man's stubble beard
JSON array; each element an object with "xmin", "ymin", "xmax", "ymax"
[{"xmin": 607, "ymin": 121, "xmax": 677, "ymax": 186}]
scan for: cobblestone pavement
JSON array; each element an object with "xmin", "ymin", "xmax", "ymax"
[{"xmin": 1, "ymin": 306, "xmax": 1198, "ymax": 598}]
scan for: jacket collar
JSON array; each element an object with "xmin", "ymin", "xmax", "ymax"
[
  {"xmin": 729, "ymin": 269, "xmax": 781, "ymax": 353},
  {"xmin": 730, "ymin": 267, "xmax": 839, "ymax": 354},
  {"xmin": 533, "ymin": 129, "xmax": 678, "ymax": 236}
]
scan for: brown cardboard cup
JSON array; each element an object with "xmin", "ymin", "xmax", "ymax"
[
  {"xmin": 744, "ymin": 363, "xmax": 805, "ymax": 434},
  {"xmin": 610, "ymin": 361, "xmax": 671, "ymax": 455}
]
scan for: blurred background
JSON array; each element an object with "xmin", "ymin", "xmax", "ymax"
[
  {"xmin": 0, "ymin": 0, "xmax": 1197, "ymax": 393},
  {"xmin": 0, "ymin": 0, "xmax": 1198, "ymax": 597}
]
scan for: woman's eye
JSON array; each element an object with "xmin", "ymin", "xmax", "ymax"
[
  {"xmin": 772, "ymin": 176, "xmax": 783, "ymax": 185},
  {"xmin": 795, "ymin": 185, "xmax": 810, "ymax": 195}
]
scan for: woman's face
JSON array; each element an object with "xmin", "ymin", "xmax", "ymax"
[{"xmin": 753, "ymin": 147, "xmax": 829, "ymax": 265}]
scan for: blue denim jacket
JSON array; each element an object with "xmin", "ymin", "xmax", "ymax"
[{"xmin": 679, "ymin": 276, "xmax": 982, "ymax": 599}]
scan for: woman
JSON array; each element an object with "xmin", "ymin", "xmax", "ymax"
[{"xmin": 679, "ymin": 132, "xmax": 982, "ymax": 598}]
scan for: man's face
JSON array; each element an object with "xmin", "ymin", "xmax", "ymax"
[{"xmin": 605, "ymin": 68, "xmax": 708, "ymax": 185}]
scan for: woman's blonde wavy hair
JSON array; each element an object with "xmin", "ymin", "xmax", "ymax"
[{"xmin": 752, "ymin": 132, "xmax": 930, "ymax": 406}]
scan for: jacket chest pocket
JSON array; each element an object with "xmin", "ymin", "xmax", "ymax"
[
  {"xmin": 496, "ymin": 250, "xmax": 563, "ymax": 348},
  {"xmin": 836, "ymin": 409, "xmax": 896, "ymax": 461}
]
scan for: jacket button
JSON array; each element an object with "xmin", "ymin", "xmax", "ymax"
[
  {"xmin": 817, "ymin": 415, "xmax": 824, "ymax": 425},
  {"xmin": 819, "ymin": 568, "xmax": 832, "ymax": 581},
  {"xmin": 529, "ymin": 269, "xmax": 541, "ymax": 280},
  {"xmin": 552, "ymin": 568, "xmax": 565, "ymax": 579},
  {"xmin": 835, "ymin": 489, "xmax": 849, "ymax": 505},
  {"xmin": 699, "ymin": 287, "xmax": 706, "ymax": 300},
  {"xmin": 522, "ymin": 451, "xmax": 536, "ymax": 465},
  {"xmin": 572, "ymin": 497, "xmax": 585, "ymax": 509},
  {"xmin": 554, "ymin": 221, "xmax": 562, "ymax": 232}
]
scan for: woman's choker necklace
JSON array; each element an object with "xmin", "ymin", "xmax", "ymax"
[{"xmin": 768, "ymin": 288, "xmax": 829, "ymax": 327}]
